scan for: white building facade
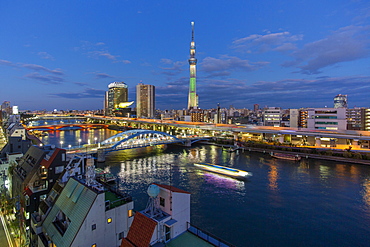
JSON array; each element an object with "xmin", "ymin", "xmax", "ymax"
[
  {"xmin": 263, "ymin": 107, "xmax": 282, "ymax": 127},
  {"xmin": 307, "ymin": 108, "xmax": 347, "ymax": 130}
]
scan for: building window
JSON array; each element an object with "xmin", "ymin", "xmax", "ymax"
[
  {"xmin": 118, "ymin": 231, "xmax": 124, "ymax": 240},
  {"xmin": 92, "ymin": 244, "xmax": 96, "ymax": 247},
  {"xmin": 107, "ymin": 218, "xmax": 112, "ymax": 224},
  {"xmin": 92, "ymin": 224, "xmax": 96, "ymax": 231},
  {"xmin": 55, "ymin": 166, "xmax": 64, "ymax": 174},
  {"xmin": 160, "ymin": 197, "xmax": 165, "ymax": 207},
  {"xmin": 128, "ymin": 209, "xmax": 133, "ymax": 218}
]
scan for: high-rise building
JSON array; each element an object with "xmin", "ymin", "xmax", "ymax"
[
  {"xmin": 136, "ymin": 83, "xmax": 155, "ymax": 118},
  {"xmin": 188, "ymin": 22, "xmax": 198, "ymax": 109},
  {"xmin": 334, "ymin": 94, "xmax": 348, "ymax": 108},
  {"xmin": 104, "ymin": 81, "xmax": 133, "ymax": 116},
  {"xmin": 254, "ymin": 104, "xmax": 259, "ymax": 112}
]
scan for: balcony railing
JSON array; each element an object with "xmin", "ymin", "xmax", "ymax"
[{"xmin": 187, "ymin": 222, "xmax": 236, "ymax": 247}]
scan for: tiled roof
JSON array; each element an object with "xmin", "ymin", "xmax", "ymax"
[
  {"xmin": 153, "ymin": 183, "xmax": 191, "ymax": 194},
  {"xmin": 120, "ymin": 238, "xmax": 135, "ymax": 247},
  {"xmin": 122, "ymin": 212, "xmax": 157, "ymax": 247}
]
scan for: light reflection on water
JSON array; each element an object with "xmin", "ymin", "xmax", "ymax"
[{"xmin": 38, "ymin": 127, "xmax": 370, "ymax": 247}]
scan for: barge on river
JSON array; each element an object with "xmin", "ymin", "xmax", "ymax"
[{"xmin": 271, "ymin": 153, "xmax": 301, "ymax": 161}]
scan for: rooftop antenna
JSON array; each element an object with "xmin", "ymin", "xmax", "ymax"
[{"xmin": 85, "ymin": 158, "xmax": 97, "ymax": 186}]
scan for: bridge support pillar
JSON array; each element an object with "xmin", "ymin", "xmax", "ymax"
[
  {"xmin": 184, "ymin": 140, "xmax": 192, "ymax": 147},
  {"xmin": 97, "ymin": 149, "xmax": 106, "ymax": 162}
]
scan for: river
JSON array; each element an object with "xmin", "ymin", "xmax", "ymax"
[{"xmin": 38, "ymin": 127, "xmax": 370, "ymax": 247}]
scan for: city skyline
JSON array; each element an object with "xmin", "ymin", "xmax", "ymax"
[{"xmin": 1, "ymin": 1, "xmax": 370, "ymax": 111}]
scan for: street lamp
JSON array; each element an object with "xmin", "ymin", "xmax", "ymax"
[
  {"xmin": 78, "ymin": 139, "xmax": 82, "ymax": 148},
  {"xmin": 60, "ymin": 141, "xmax": 63, "ymax": 148},
  {"xmin": 94, "ymin": 137, "xmax": 97, "ymax": 144},
  {"xmin": 68, "ymin": 144, "xmax": 71, "ymax": 150}
]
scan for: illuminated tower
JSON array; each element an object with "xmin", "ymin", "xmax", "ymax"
[{"xmin": 188, "ymin": 21, "xmax": 198, "ymax": 109}]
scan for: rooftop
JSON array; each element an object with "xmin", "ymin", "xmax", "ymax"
[
  {"xmin": 153, "ymin": 183, "xmax": 191, "ymax": 194},
  {"xmin": 162, "ymin": 231, "xmax": 215, "ymax": 247}
]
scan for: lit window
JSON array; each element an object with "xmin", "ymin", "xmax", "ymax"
[
  {"xmin": 92, "ymin": 244, "xmax": 96, "ymax": 247},
  {"xmin": 107, "ymin": 218, "xmax": 112, "ymax": 224},
  {"xmin": 128, "ymin": 209, "xmax": 133, "ymax": 218}
]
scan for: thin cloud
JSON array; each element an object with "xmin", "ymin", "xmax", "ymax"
[
  {"xmin": 282, "ymin": 25, "xmax": 370, "ymax": 74},
  {"xmin": 200, "ymin": 55, "xmax": 269, "ymax": 76},
  {"xmin": 0, "ymin": 59, "xmax": 64, "ymax": 76},
  {"xmin": 22, "ymin": 64, "xmax": 63, "ymax": 75},
  {"xmin": 37, "ymin": 52, "xmax": 54, "ymax": 60},
  {"xmin": 159, "ymin": 60, "xmax": 186, "ymax": 76},
  {"xmin": 50, "ymin": 88, "xmax": 105, "ymax": 99},
  {"xmin": 73, "ymin": 82, "xmax": 89, "ymax": 86},
  {"xmin": 94, "ymin": 73, "xmax": 114, "ymax": 79},
  {"xmin": 25, "ymin": 72, "xmax": 64, "ymax": 84},
  {"xmin": 0, "ymin": 59, "xmax": 16, "ymax": 67},
  {"xmin": 77, "ymin": 41, "xmax": 130, "ymax": 63},
  {"xmin": 232, "ymin": 31, "xmax": 303, "ymax": 53},
  {"xmin": 88, "ymin": 51, "xmax": 119, "ymax": 60}
]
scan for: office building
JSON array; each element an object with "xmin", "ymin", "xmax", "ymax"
[
  {"xmin": 334, "ymin": 94, "xmax": 348, "ymax": 108},
  {"xmin": 263, "ymin": 107, "xmax": 282, "ymax": 127},
  {"xmin": 188, "ymin": 22, "xmax": 198, "ymax": 109},
  {"xmin": 307, "ymin": 108, "xmax": 347, "ymax": 130},
  {"xmin": 136, "ymin": 83, "xmax": 155, "ymax": 118},
  {"xmin": 104, "ymin": 81, "xmax": 133, "ymax": 116}
]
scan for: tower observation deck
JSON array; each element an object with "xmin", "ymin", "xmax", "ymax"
[{"xmin": 188, "ymin": 21, "xmax": 198, "ymax": 109}]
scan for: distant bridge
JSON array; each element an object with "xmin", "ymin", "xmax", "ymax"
[
  {"xmin": 67, "ymin": 129, "xmax": 211, "ymax": 158},
  {"xmin": 25, "ymin": 123, "xmax": 109, "ymax": 131},
  {"xmin": 101, "ymin": 129, "xmax": 185, "ymax": 152}
]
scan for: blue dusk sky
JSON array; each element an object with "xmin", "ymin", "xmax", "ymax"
[{"xmin": 1, "ymin": 1, "xmax": 370, "ymax": 111}]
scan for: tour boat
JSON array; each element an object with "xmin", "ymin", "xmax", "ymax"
[
  {"xmin": 194, "ymin": 163, "xmax": 252, "ymax": 179},
  {"xmin": 271, "ymin": 153, "xmax": 301, "ymax": 161}
]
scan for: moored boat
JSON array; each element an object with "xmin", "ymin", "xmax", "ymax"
[
  {"xmin": 222, "ymin": 146, "xmax": 240, "ymax": 153},
  {"xmin": 95, "ymin": 168, "xmax": 116, "ymax": 183},
  {"xmin": 194, "ymin": 163, "xmax": 252, "ymax": 179},
  {"xmin": 271, "ymin": 153, "xmax": 301, "ymax": 161}
]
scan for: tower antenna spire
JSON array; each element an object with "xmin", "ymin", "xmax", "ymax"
[{"xmin": 191, "ymin": 21, "xmax": 194, "ymax": 41}]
